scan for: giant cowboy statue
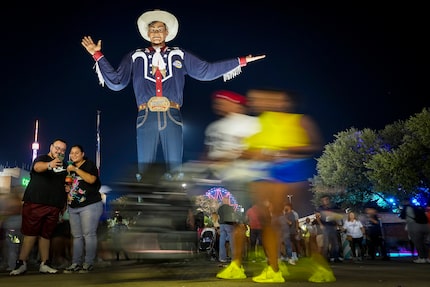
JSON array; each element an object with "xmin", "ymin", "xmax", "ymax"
[{"xmin": 81, "ymin": 9, "xmax": 265, "ymax": 182}]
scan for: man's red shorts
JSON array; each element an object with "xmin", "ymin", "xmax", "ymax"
[{"xmin": 21, "ymin": 202, "xmax": 61, "ymax": 239}]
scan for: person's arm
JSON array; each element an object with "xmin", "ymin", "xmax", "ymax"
[
  {"xmin": 285, "ymin": 214, "xmax": 293, "ymax": 226},
  {"xmin": 358, "ymin": 221, "xmax": 366, "ymax": 236},
  {"xmin": 67, "ymin": 162, "xmax": 98, "ymax": 184},
  {"xmin": 74, "ymin": 166, "xmax": 97, "ymax": 184},
  {"xmin": 34, "ymin": 157, "xmax": 63, "ymax": 173}
]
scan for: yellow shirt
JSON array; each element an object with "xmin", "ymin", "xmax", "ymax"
[{"xmin": 245, "ymin": 112, "xmax": 310, "ymax": 150}]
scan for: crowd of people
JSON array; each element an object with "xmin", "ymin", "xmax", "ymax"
[{"xmin": 198, "ymin": 193, "xmax": 430, "ymax": 267}]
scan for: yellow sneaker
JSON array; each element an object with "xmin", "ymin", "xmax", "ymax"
[
  {"xmin": 216, "ymin": 261, "xmax": 246, "ymax": 280},
  {"xmin": 278, "ymin": 260, "xmax": 290, "ymax": 277},
  {"xmin": 308, "ymin": 266, "xmax": 336, "ymax": 283},
  {"xmin": 252, "ymin": 265, "xmax": 285, "ymax": 283}
]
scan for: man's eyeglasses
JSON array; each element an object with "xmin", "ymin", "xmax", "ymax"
[{"xmin": 53, "ymin": 145, "xmax": 66, "ymax": 153}]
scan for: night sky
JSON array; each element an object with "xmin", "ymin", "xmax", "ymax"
[{"xmin": 1, "ymin": 1, "xmax": 427, "ymax": 183}]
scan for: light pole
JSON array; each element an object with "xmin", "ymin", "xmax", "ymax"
[
  {"xmin": 96, "ymin": 110, "xmax": 101, "ymax": 175},
  {"xmin": 31, "ymin": 119, "xmax": 39, "ymax": 162}
]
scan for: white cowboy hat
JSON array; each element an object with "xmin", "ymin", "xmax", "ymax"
[{"xmin": 137, "ymin": 9, "xmax": 179, "ymax": 42}]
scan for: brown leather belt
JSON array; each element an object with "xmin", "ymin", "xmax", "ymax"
[{"xmin": 138, "ymin": 101, "xmax": 180, "ymax": 111}]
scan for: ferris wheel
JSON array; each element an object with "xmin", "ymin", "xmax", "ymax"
[{"xmin": 205, "ymin": 186, "xmax": 239, "ymax": 211}]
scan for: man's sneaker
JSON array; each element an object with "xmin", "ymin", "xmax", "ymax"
[
  {"xmin": 413, "ymin": 258, "xmax": 427, "ymax": 264},
  {"xmin": 9, "ymin": 260, "xmax": 27, "ymax": 276},
  {"xmin": 78, "ymin": 263, "xmax": 94, "ymax": 273},
  {"xmin": 39, "ymin": 261, "xmax": 58, "ymax": 274},
  {"xmin": 252, "ymin": 266, "xmax": 285, "ymax": 283},
  {"xmin": 216, "ymin": 261, "xmax": 246, "ymax": 279},
  {"xmin": 63, "ymin": 263, "xmax": 82, "ymax": 273}
]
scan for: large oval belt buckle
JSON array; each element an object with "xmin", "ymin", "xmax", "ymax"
[{"xmin": 148, "ymin": 96, "xmax": 170, "ymax": 112}]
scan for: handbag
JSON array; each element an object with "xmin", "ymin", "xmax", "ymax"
[{"xmin": 346, "ymin": 235, "xmax": 353, "ymax": 241}]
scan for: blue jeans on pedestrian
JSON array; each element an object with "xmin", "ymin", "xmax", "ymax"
[
  {"xmin": 283, "ymin": 232, "xmax": 293, "ymax": 258},
  {"xmin": 68, "ymin": 201, "xmax": 103, "ymax": 265},
  {"xmin": 136, "ymin": 108, "xmax": 183, "ymax": 174},
  {"xmin": 219, "ymin": 223, "xmax": 234, "ymax": 261}
]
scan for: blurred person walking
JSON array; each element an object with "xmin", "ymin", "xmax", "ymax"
[
  {"xmin": 10, "ymin": 139, "xmax": 68, "ymax": 275},
  {"xmin": 280, "ymin": 202, "xmax": 297, "ymax": 265},
  {"xmin": 216, "ymin": 89, "xmax": 334, "ymax": 283},
  {"xmin": 81, "ymin": 9, "xmax": 265, "ymax": 181},
  {"xmin": 0, "ymin": 193, "xmax": 23, "ymax": 271},
  {"xmin": 364, "ymin": 207, "xmax": 389, "ymax": 260},
  {"xmin": 199, "ymin": 89, "xmax": 259, "ymax": 266},
  {"xmin": 426, "ymin": 203, "xmax": 430, "ymax": 261},
  {"xmin": 289, "ymin": 204, "xmax": 301, "ymax": 261},
  {"xmin": 245, "ymin": 204, "xmax": 263, "ymax": 262},
  {"xmin": 312, "ymin": 213, "xmax": 325, "ymax": 255},
  {"xmin": 303, "ymin": 217, "xmax": 317, "ymax": 257},
  {"xmin": 203, "ymin": 90, "xmax": 260, "ymax": 163},
  {"xmin": 197, "ymin": 89, "xmax": 261, "ymax": 182},
  {"xmin": 315, "ymin": 195, "xmax": 344, "ymax": 263},
  {"xmin": 109, "ymin": 215, "xmax": 130, "ymax": 261},
  {"xmin": 63, "ymin": 145, "xmax": 103, "ymax": 273},
  {"xmin": 399, "ymin": 198, "xmax": 429, "ymax": 263}
]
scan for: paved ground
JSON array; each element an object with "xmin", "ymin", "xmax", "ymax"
[{"xmin": 1, "ymin": 255, "xmax": 428, "ymax": 287}]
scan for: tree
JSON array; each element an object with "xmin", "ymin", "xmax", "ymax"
[
  {"xmin": 311, "ymin": 108, "xmax": 430, "ymax": 211},
  {"xmin": 310, "ymin": 128, "xmax": 382, "ymax": 210},
  {"xmin": 366, "ymin": 108, "xmax": 430, "ymax": 201}
]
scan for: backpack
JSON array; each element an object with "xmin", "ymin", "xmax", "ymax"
[{"xmin": 413, "ymin": 206, "xmax": 428, "ymax": 224}]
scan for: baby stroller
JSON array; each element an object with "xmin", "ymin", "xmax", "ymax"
[{"xmin": 199, "ymin": 227, "xmax": 217, "ymax": 261}]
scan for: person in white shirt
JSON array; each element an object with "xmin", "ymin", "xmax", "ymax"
[
  {"xmin": 204, "ymin": 90, "xmax": 260, "ymax": 166},
  {"xmin": 342, "ymin": 212, "xmax": 365, "ymax": 261}
]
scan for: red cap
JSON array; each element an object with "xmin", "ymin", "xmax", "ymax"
[{"xmin": 212, "ymin": 90, "xmax": 246, "ymax": 105}]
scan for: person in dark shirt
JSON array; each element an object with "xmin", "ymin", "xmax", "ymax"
[
  {"xmin": 364, "ymin": 207, "xmax": 389, "ymax": 260},
  {"xmin": 10, "ymin": 139, "xmax": 68, "ymax": 275},
  {"xmin": 217, "ymin": 196, "xmax": 236, "ymax": 263},
  {"xmin": 315, "ymin": 195, "xmax": 343, "ymax": 262},
  {"xmin": 63, "ymin": 144, "xmax": 103, "ymax": 273}
]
